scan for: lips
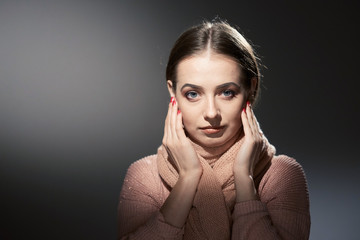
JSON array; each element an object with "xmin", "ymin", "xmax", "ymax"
[{"xmin": 199, "ymin": 126, "xmax": 224, "ymax": 134}]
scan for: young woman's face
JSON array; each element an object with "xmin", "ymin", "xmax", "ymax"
[{"xmin": 169, "ymin": 52, "xmax": 248, "ymax": 147}]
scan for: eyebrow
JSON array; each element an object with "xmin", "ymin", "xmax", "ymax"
[{"xmin": 180, "ymin": 82, "xmax": 241, "ymax": 91}]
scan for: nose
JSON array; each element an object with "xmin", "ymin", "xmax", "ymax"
[{"xmin": 203, "ymin": 97, "xmax": 220, "ymax": 120}]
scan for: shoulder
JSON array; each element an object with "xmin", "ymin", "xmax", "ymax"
[
  {"xmin": 266, "ymin": 155, "xmax": 308, "ymax": 184},
  {"xmin": 270, "ymin": 155, "xmax": 306, "ymax": 176},
  {"xmin": 128, "ymin": 154, "xmax": 158, "ymax": 170},
  {"xmin": 125, "ymin": 154, "xmax": 159, "ymax": 180},
  {"xmin": 260, "ymin": 155, "xmax": 309, "ymax": 201},
  {"xmin": 120, "ymin": 154, "xmax": 165, "ymax": 204}
]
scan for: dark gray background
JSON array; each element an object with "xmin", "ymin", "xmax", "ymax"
[{"xmin": 1, "ymin": 0, "xmax": 359, "ymax": 239}]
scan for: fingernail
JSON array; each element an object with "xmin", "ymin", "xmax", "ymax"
[
  {"xmin": 242, "ymin": 107, "xmax": 246, "ymax": 113},
  {"xmin": 246, "ymin": 101, "xmax": 250, "ymax": 106},
  {"xmin": 177, "ymin": 110, "xmax": 181, "ymax": 114},
  {"xmin": 170, "ymin": 97, "xmax": 174, "ymax": 103},
  {"xmin": 172, "ymin": 99, "xmax": 176, "ymax": 106}
]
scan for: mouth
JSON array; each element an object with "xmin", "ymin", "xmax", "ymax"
[{"xmin": 199, "ymin": 126, "xmax": 225, "ymax": 134}]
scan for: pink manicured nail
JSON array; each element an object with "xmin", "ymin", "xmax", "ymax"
[
  {"xmin": 172, "ymin": 99, "xmax": 176, "ymax": 106},
  {"xmin": 177, "ymin": 110, "xmax": 181, "ymax": 114},
  {"xmin": 246, "ymin": 101, "xmax": 250, "ymax": 106},
  {"xmin": 170, "ymin": 97, "xmax": 174, "ymax": 103},
  {"xmin": 242, "ymin": 107, "xmax": 246, "ymax": 113}
]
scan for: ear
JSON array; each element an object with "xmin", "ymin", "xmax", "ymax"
[
  {"xmin": 246, "ymin": 77, "xmax": 258, "ymax": 103},
  {"xmin": 250, "ymin": 77, "xmax": 257, "ymax": 93},
  {"xmin": 167, "ymin": 80, "xmax": 176, "ymax": 97}
]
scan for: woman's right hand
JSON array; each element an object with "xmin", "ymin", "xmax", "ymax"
[
  {"xmin": 162, "ymin": 97, "xmax": 202, "ymax": 178},
  {"xmin": 160, "ymin": 97, "xmax": 202, "ymax": 227}
]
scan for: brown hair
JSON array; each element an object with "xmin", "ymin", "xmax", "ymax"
[{"xmin": 166, "ymin": 20, "xmax": 261, "ymax": 104}]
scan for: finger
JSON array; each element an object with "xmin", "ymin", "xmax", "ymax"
[
  {"xmin": 248, "ymin": 104, "xmax": 264, "ymax": 140},
  {"xmin": 241, "ymin": 107, "xmax": 253, "ymax": 138},
  {"xmin": 251, "ymin": 109, "xmax": 263, "ymax": 136},
  {"xmin": 248, "ymin": 105, "xmax": 263, "ymax": 153},
  {"xmin": 164, "ymin": 98, "xmax": 173, "ymax": 144},
  {"xmin": 251, "ymin": 109, "xmax": 262, "ymax": 137},
  {"xmin": 162, "ymin": 101, "xmax": 170, "ymax": 144},
  {"xmin": 248, "ymin": 105, "xmax": 260, "ymax": 136},
  {"xmin": 245, "ymin": 102, "xmax": 256, "ymax": 136},
  {"xmin": 170, "ymin": 97, "xmax": 179, "ymax": 141},
  {"xmin": 175, "ymin": 109, "xmax": 187, "ymax": 140}
]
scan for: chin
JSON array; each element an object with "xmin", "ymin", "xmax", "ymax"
[
  {"xmin": 190, "ymin": 133, "xmax": 234, "ymax": 148},
  {"xmin": 200, "ymin": 139, "xmax": 226, "ymax": 148}
]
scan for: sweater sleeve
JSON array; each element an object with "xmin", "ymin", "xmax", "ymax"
[
  {"xmin": 231, "ymin": 156, "xmax": 311, "ymax": 240},
  {"xmin": 117, "ymin": 156, "xmax": 184, "ymax": 240}
]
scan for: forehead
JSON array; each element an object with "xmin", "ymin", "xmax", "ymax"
[{"xmin": 176, "ymin": 53, "xmax": 242, "ymax": 87}]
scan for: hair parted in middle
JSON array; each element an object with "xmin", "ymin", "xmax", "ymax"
[{"xmin": 166, "ymin": 20, "xmax": 261, "ymax": 104}]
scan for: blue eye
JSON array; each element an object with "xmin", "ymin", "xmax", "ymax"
[
  {"xmin": 185, "ymin": 91, "xmax": 199, "ymax": 99},
  {"xmin": 222, "ymin": 90, "xmax": 235, "ymax": 97}
]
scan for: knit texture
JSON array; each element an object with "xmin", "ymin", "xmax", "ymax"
[
  {"xmin": 156, "ymin": 131, "xmax": 275, "ymax": 240},
  {"xmin": 118, "ymin": 138, "xmax": 310, "ymax": 239}
]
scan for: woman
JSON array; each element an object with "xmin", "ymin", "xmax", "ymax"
[{"xmin": 118, "ymin": 20, "xmax": 310, "ymax": 240}]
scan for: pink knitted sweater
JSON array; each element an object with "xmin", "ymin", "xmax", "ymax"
[{"xmin": 118, "ymin": 152, "xmax": 310, "ymax": 239}]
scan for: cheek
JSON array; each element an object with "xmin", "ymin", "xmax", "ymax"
[
  {"xmin": 223, "ymin": 100, "xmax": 244, "ymax": 117},
  {"xmin": 177, "ymin": 102, "xmax": 203, "ymax": 131},
  {"xmin": 223, "ymin": 105, "xmax": 243, "ymax": 127},
  {"xmin": 177, "ymin": 102, "xmax": 193, "ymax": 126},
  {"xmin": 180, "ymin": 109, "xmax": 196, "ymax": 128},
  {"xmin": 229, "ymin": 109, "xmax": 242, "ymax": 121}
]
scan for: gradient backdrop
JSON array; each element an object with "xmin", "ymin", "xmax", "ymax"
[{"xmin": 1, "ymin": 0, "xmax": 359, "ymax": 239}]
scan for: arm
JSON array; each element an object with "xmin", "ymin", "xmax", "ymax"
[
  {"xmin": 232, "ymin": 156, "xmax": 310, "ymax": 240},
  {"xmin": 117, "ymin": 159, "xmax": 184, "ymax": 240}
]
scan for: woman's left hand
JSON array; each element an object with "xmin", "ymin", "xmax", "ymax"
[
  {"xmin": 234, "ymin": 101, "xmax": 263, "ymax": 177},
  {"xmin": 233, "ymin": 101, "xmax": 263, "ymax": 202}
]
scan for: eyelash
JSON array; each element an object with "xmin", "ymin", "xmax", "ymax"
[
  {"xmin": 184, "ymin": 89, "xmax": 237, "ymax": 100},
  {"xmin": 185, "ymin": 91, "xmax": 199, "ymax": 99},
  {"xmin": 222, "ymin": 89, "xmax": 236, "ymax": 98}
]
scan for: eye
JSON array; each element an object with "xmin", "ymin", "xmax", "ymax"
[
  {"xmin": 222, "ymin": 89, "xmax": 235, "ymax": 98},
  {"xmin": 185, "ymin": 91, "xmax": 199, "ymax": 100}
]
